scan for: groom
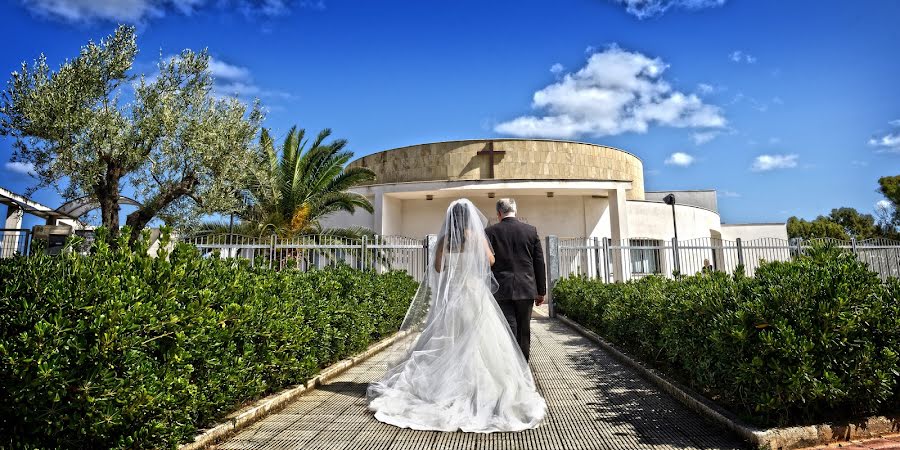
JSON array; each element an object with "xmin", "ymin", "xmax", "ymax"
[{"xmin": 485, "ymin": 198, "xmax": 546, "ymax": 362}]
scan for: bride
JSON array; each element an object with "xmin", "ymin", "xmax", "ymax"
[{"xmin": 367, "ymin": 199, "xmax": 546, "ymax": 433}]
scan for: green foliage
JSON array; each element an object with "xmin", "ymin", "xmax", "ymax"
[
  {"xmin": 0, "ymin": 25, "xmax": 264, "ymax": 241},
  {"xmin": 877, "ymin": 175, "xmax": 900, "ymax": 238},
  {"xmin": 787, "ymin": 215, "xmax": 849, "ymax": 240},
  {"xmin": 554, "ymin": 246, "xmax": 900, "ymax": 427},
  {"xmin": 828, "ymin": 207, "xmax": 881, "ymax": 240},
  {"xmin": 0, "ymin": 229, "xmax": 417, "ymax": 449},
  {"xmin": 231, "ymin": 125, "xmax": 375, "ymax": 237}
]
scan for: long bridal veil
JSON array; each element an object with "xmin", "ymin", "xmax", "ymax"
[
  {"xmin": 367, "ymin": 199, "xmax": 546, "ymax": 433},
  {"xmin": 398, "ymin": 198, "xmax": 499, "ymax": 334}
]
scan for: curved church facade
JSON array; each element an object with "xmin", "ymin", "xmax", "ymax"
[{"xmin": 322, "ymin": 138, "xmax": 786, "ymax": 247}]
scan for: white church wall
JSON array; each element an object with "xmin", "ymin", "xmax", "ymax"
[
  {"xmin": 318, "ymin": 195, "xmax": 375, "ymax": 231},
  {"xmin": 583, "ymin": 197, "xmax": 610, "ymax": 239},
  {"xmin": 508, "ymin": 195, "xmax": 586, "ymax": 238},
  {"xmin": 397, "ymin": 195, "xmax": 588, "ymax": 239},
  {"xmin": 644, "ymin": 190, "xmax": 718, "ymax": 213},
  {"xmin": 720, "ymin": 223, "xmax": 788, "ymax": 242},
  {"xmin": 626, "ymin": 201, "xmax": 722, "ymax": 241},
  {"xmin": 381, "ymin": 195, "xmax": 403, "ymax": 236}
]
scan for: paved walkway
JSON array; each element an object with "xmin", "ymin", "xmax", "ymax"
[{"xmin": 217, "ymin": 314, "xmax": 747, "ymax": 450}]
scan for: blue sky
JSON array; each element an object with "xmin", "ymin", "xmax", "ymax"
[{"xmin": 1, "ymin": 0, "xmax": 899, "ymax": 229}]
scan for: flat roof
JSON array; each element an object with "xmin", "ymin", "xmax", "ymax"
[
  {"xmin": 349, "ymin": 138, "xmax": 643, "ymax": 165},
  {"xmin": 0, "ymin": 187, "xmax": 79, "ymax": 220}
]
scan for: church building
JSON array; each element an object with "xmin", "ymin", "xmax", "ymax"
[{"xmin": 323, "ymin": 138, "xmax": 786, "ymax": 249}]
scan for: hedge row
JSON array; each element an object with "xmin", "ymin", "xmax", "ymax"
[
  {"xmin": 0, "ymin": 229, "xmax": 418, "ymax": 449},
  {"xmin": 553, "ymin": 246, "xmax": 900, "ymax": 427}
]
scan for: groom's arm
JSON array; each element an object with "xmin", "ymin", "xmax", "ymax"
[{"xmin": 531, "ymin": 231, "xmax": 546, "ymax": 296}]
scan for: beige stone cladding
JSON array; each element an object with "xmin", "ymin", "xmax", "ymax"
[{"xmin": 348, "ymin": 139, "xmax": 645, "ymax": 200}]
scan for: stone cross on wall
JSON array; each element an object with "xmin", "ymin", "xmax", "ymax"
[{"xmin": 477, "ymin": 141, "xmax": 506, "ymax": 179}]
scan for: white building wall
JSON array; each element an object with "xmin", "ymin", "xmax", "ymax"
[
  {"xmin": 626, "ymin": 201, "xmax": 722, "ymax": 241},
  {"xmin": 397, "ymin": 195, "xmax": 589, "ymax": 239},
  {"xmin": 720, "ymin": 223, "xmax": 789, "ymax": 242},
  {"xmin": 319, "ymin": 203, "xmax": 374, "ymax": 231}
]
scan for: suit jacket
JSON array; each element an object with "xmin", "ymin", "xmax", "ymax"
[{"xmin": 485, "ymin": 217, "xmax": 547, "ymax": 301}]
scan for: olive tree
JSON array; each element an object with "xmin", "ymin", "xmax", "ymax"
[{"xmin": 0, "ymin": 25, "xmax": 263, "ymax": 242}]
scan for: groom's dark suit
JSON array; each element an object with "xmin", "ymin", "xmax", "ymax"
[{"xmin": 485, "ymin": 217, "xmax": 546, "ymax": 361}]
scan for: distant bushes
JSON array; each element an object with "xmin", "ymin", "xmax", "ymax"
[
  {"xmin": 553, "ymin": 246, "xmax": 900, "ymax": 427},
  {"xmin": 0, "ymin": 229, "xmax": 417, "ymax": 449}
]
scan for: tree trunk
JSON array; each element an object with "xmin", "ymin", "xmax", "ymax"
[
  {"xmin": 96, "ymin": 164, "xmax": 123, "ymax": 240},
  {"xmin": 124, "ymin": 175, "xmax": 198, "ymax": 244}
]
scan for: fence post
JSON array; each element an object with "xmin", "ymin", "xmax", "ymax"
[
  {"xmin": 736, "ymin": 238, "xmax": 744, "ymax": 269},
  {"xmin": 545, "ymin": 235, "xmax": 560, "ymax": 318},
  {"xmin": 851, "ymin": 237, "xmax": 858, "ymax": 255},
  {"xmin": 361, "ymin": 235, "xmax": 368, "ymax": 271},
  {"xmin": 593, "ymin": 236, "xmax": 602, "ymax": 280},
  {"xmin": 603, "ymin": 237, "xmax": 611, "ymax": 283},
  {"xmin": 269, "ymin": 234, "xmax": 276, "ymax": 270},
  {"xmin": 671, "ymin": 237, "xmax": 681, "ymax": 276}
]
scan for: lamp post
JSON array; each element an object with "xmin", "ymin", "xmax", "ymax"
[
  {"xmin": 663, "ymin": 194, "xmax": 678, "ymax": 241},
  {"xmin": 664, "ymin": 193, "xmax": 681, "ymax": 275}
]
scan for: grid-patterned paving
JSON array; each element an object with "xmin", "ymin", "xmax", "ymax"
[{"xmin": 215, "ymin": 314, "xmax": 747, "ymax": 450}]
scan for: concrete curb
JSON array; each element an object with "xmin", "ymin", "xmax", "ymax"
[
  {"xmin": 179, "ymin": 330, "xmax": 412, "ymax": 450},
  {"xmin": 551, "ymin": 312, "xmax": 900, "ymax": 450}
]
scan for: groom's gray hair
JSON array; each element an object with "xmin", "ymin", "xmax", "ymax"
[{"xmin": 496, "ymin": 198, "xmax": 517, "ymax": 217}]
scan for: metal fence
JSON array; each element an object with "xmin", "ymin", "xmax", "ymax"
[
  {"xmin": 0, "ymin": 229, "xmax": 31, "ymax": 258},
  {"xmin": 183, "ymin": 233, "xmax": 429, "ymax": 282},
  {"xmin": 555, "ymin": 236, "xmax": 900, "ymax": 282}
]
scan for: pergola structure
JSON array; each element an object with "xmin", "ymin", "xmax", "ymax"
[{"xmin": 1, "ymin": 187, "xmax": 87, "ymax": 257}]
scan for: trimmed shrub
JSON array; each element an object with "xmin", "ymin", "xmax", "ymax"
[
  {"xmin": 553, "ymin": 245, "xmax": 900, "ymax": 427},
  {"xmin": 0, "ymin": 229, "xmax": 417, "ymax": 449}
]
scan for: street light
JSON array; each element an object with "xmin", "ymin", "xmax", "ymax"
[
  {"xmin": 663, "ymin": 194, "xmax": 678, "ymax": 241},
  {"xmin": 663, "ymin": 193, "xmax": 681, "ymax": 274}
]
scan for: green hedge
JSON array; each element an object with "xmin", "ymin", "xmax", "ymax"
[
  {"xmin": 553, "ymin": 246, "xmax": 900, "ymax": 427},
  {"xmin": 0, "ymin": 229, "xmax": 417, "ymax": 449}
]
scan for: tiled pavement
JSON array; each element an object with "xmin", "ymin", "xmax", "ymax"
[{"xmin": 215, "ymin": 314, "xmax": 748, "ymax": 450}]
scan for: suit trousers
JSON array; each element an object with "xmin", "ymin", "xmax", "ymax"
[{"xmin": 498, "ymin": 299, "xmax": 533, "ymax": 361}]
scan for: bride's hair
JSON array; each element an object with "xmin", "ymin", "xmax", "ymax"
[{"xmin": 446, "ymin": 202, "xmax": 470, "ymax": 252}]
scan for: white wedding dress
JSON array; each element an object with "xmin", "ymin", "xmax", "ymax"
[{"xmin": 367, "ymin": 199, "xmax": 546, "ymax": 433}]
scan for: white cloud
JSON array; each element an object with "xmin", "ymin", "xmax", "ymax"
[
  {"xmin": 550, "ymin": 63, "xmax": 565, "ymax": 76},
  {"xmin": 718, "ymin": 190, "xmax": 740, "ymax": 198},
  {"xmin": 298, "ymin": 0, "xmax": 325, "ymax": 11},
  {"xmin": 5, "ymin": 161, "xmax": 35, "ymax": 176},
  {"xmin": 21, "ymin": 0, "xmax": 303, "ymax": 23},
  {"xmin": 868, "ymin": 133, "xmax": 900, "ymax": 152},
  {"xmin": 729, "ymin": 91, "xmax": 773, "ymax": 112},
  {"xmin": 495, "ymin": 46, "xmax": 726, "ymax": 139},
  {"xmin": 876, "ymin": 199, "xmax": 892, "ymax": 211},
  {"xmin": 24, "ymin": 0, "xmax": 167, "ymax": 22},
  {"xmin": 869, "ymin": 121, "xmax": 900, "ymax": 153},
  {"xmin": 729, "ymin": 50, "xmax": 757, "ymax": 64},
  {"xmin": 851, "ymin": 160, "xmax": 868, "ymax": 167},
  {"xmin": 751, "ymin": 154, "xmax": 798, "ymax": 171},
  {"xmin": 202, "ymin": 57, "xmax": 293, "ymax": 101},
  {"xmin": 612, "ymin": 0, "xmax": 726, "ymax": 18},
  {"xmin": 696, "ymin": 83, "xmax": 715, "ymax": 95},
  {"xmin": 665, "ymin": 152, "xmax": 695, "ymax": 167},
  {"xmin": 691, "ymin": 131, "xmax": 719, "ymax": 145},
  {"xmin": 208, "ymin": 58, "xmax": 251, "ymax": 81}
]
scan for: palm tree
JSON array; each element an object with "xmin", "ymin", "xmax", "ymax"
[{"xmin": 237, "ymin": 125, "xmax": 376, "ymax": 237}]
